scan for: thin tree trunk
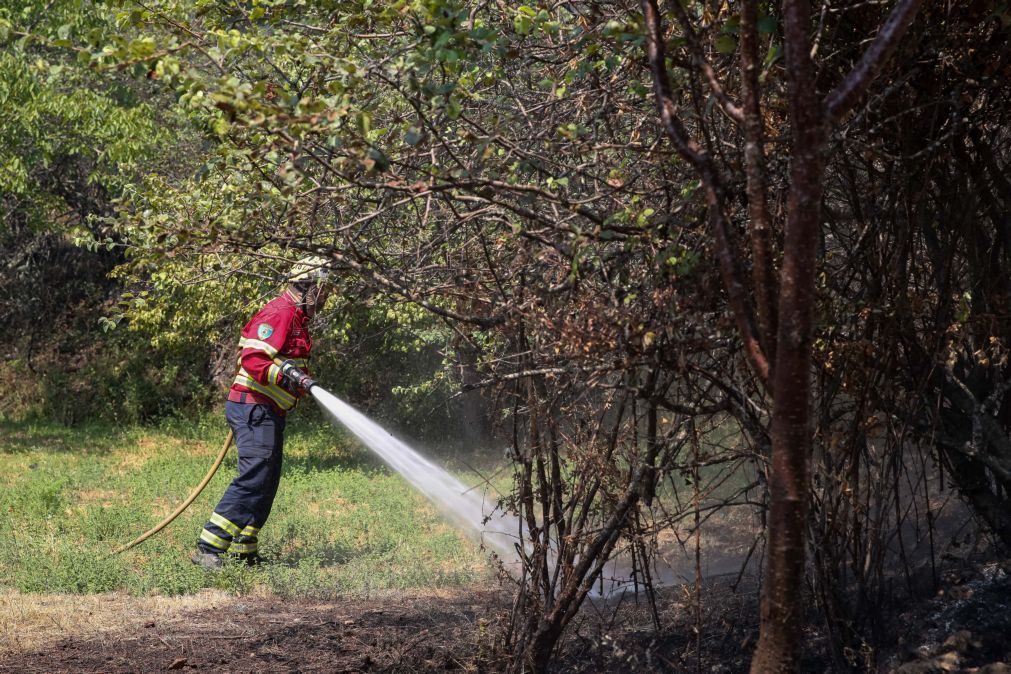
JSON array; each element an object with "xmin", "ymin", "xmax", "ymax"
[
  {"xmin": 740, "ymin": 0, "xmax": 778, "ymax": 362},
  {"xmin": 749, "ymin": 0, "xmax": 826, "ymax": 669},
  {"xmin": 637, "ymin": 0, "xmax": 924, "ymax": 668}
]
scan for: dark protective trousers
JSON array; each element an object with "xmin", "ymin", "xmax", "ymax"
[{"xmin": 197, "ymin": 401, "xmax": 285, "ymax": 557}]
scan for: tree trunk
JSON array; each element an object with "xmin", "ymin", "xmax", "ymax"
[
  {"xmin": 750, "ymin": 0, "xmax": 826, "ymax": 669},
  {"xmin": 945, "ymin": 447, "xmax": 1011, "ymax": 550}
]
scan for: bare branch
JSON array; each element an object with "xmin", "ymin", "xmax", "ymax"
[
  {"xmin": 825, "ymin": 0, "xmax": 926, "ymax": 123},
  {"xmin": 666, "ymin": 0, "xmax": 744, "ymax": 124},
  {"xmin": 305, "ymin": 246, "xmax": 505, "ymax": 328},
  {"xmin": 641, "ymin": 0, "xmax": 770, "ymax": 387},
  {"xmin": 739, "ymin": 0, "xmax": 778, "ymax": 363}
]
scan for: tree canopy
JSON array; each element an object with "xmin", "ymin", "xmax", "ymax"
[{"xmin": 2, "ymin": 0, "xmax": 1010, "ymax": 670}]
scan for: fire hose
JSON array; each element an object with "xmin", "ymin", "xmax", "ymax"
[
  {"xmin": 111, "ymin": 358, "xmax": 315, "ymax": 555},
  {"xmin": 111, "ymin": 430, "xmax": 234, "ymax": 555}
]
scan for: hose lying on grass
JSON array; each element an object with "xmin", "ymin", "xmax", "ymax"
[{"xmin": 111, "ymin": 430, "xmax": 234, "ymax": 555}]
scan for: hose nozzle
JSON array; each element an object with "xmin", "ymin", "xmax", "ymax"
[{"xmin": 277, "ymin": 359, "xmax": 317, "ymax": 393}]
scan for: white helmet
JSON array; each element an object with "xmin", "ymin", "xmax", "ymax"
[{"xmin": 289, "ymin": 256, "xmax": 330, "ymax": 287}]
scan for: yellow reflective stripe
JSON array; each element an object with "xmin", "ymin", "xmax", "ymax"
[
  {"xmin": 210, "ymin": 513, "xmax": 241, "ymax": 537},
  {"xmin": 234, "ymin": 374, "xmax": 296, "ymax": 409},
  {"xmin": 267, "ymin": 363, "xmax": 281, "ymax": 385},
  {"xmin": 239, "ymin": 337, "xmax": 278, "ymax": 357},
  {"xmin": 236, "ymin": 367, "xmax": 295, "ymax": 401},
  {"xmin": 200, "ymin": 529, "xmax": 231, "ymax": 551},
  {"xmin": 233, "ymin": 371, "xmax": 296, "ymax": 411},
  {"xmin": 240, "ymin": 525, "xmax": 260, "ymax": 536},
  {"xmin": 230, "ymin": 542, "xmax": 257, "ymax": 554}
]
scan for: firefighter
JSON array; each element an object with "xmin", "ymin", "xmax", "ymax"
[{"xmin": 191, "ymin": 256, "xmax": 331, "ymax": 569}]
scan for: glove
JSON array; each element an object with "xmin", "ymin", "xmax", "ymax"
[{"xmin": 279, "ymin": 359, "xmax": 317, "ymax": 393}]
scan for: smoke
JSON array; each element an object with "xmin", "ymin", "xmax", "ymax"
[{"xmin": 312, "ymin": 386, "xmax": 767, "ymax": 599}]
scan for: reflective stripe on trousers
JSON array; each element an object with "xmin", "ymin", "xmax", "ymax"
[{"xmin": 197, "ymin": 401, "xmax": 285, "ymax": 556}]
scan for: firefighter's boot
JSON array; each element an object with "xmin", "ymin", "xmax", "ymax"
[{"xmin": 190, "ymin": 549, "xmax": 224, "ymax": 570}]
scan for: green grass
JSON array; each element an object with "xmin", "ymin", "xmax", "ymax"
[{"xmin": 0, "ymin": 416, "xmax": 494, "ymax": 598}]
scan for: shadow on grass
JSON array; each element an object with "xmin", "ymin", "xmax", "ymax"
[
  {"xmin": 0, "ymin": 419, "xmax": 123, "ymax": 456},
  {"xmin": 281, "ymin": 449, "xmax": 388, "ymax": 477},
  {"xmin": 275, "ymin": 540, "xmax": 359, "ymax": 568}
]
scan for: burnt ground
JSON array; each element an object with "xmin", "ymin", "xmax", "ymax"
[
  {"xmin": 0, "ymin": 589, "xmax": 510, "ymax": 674},
  {"xmin": 1, "ymin": 561, "xmax": 1009, "ymax": 673}
]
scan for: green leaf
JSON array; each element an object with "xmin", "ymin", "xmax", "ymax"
[
  {"xmin": 356, "ymin": 110, "xmax": 371, "ymax": 135},
  {"xmin": 514, "ymin": 14, "xmax": 533, "ymax": 35},
  {"xmin": 715, "ymin": 35, "xmax": 737, "ymax": 54},
  {"xmin": 763, "ymin": 43, "xmax": 783, "ymax": 71},
  {"xmin": 404, "ymin": 127, "xmax": 423, "ymax": 145},
  {"xmin": 212, "ymin": 116, "xmax": 230, "ymax": 136},
  {"xmin": 757, "ymin": 15, "xmax": 777, "ymax": 34}
]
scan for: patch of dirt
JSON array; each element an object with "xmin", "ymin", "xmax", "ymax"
[
  {"xmin": 1, "ymin": 591, "xmax": 207, "ymax": 655},
  {"xmin": 0, "ymin": 588, "xmax": 510, "ymax": 673},
  {"xmin": 2, "ymin": 560, "xmax": 1009, "ymax": 673},
  {"xmin": 0, "ymin": 579, "xmax": 767, "ymax": 673}
]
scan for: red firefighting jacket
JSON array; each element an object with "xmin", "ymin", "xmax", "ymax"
[{"xmin": 228, "ymin": 290, "xmax": 312, "ymax": 415}]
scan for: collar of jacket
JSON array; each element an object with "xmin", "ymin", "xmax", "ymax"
[{"xmin": 282, "ymin": 289, "xmax": 307, "ymax": 317}]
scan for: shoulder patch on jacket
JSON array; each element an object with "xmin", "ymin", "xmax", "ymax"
[{"xmin": 257, "ymin": 323, "xmax": 274, "ymax": 339}]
